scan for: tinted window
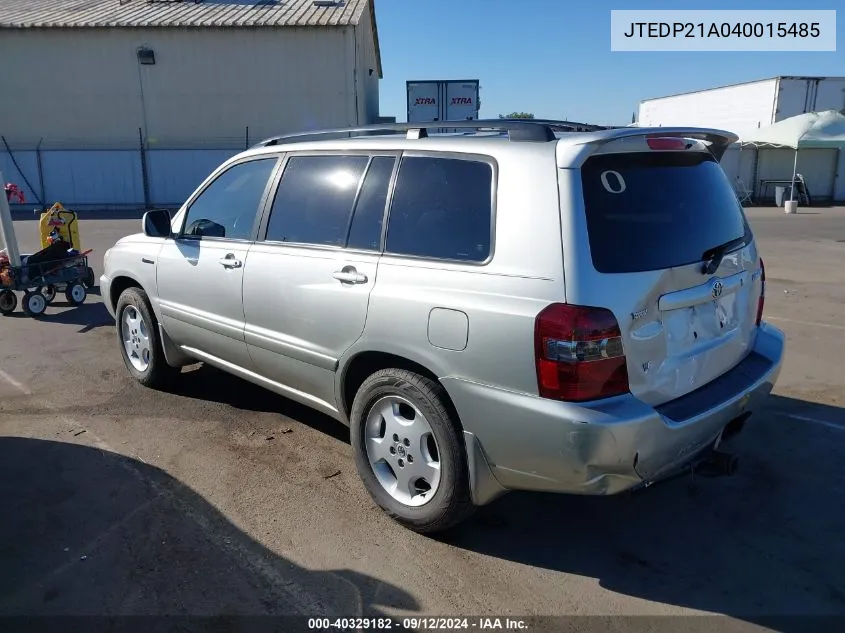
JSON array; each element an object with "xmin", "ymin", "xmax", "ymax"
[
  {"xmin": 346, "ymin": 157, "xmax": 395, "ymax": 251},
  {"xmin": 386, "ymin": 157, "xmax": 492, "ymax": 261},
  {"xmin": 581, "ymin": 152, "xmax": 749, "ymax": 273},
  {"xmin": 266, "ymin": 155, "xmax": 369, "ymax": 246},
  {"xmin": 183, "ymin": 158, "xmax": 276, "ymax": 240}
]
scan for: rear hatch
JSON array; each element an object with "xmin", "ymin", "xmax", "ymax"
[{"xmin": 568, "ymin": 135, "xmax": 764, "ymax": 407}]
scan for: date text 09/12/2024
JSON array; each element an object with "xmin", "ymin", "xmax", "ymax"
[
  {"xmin": 307, "ymin": 617, "xmax": 529, "ymax": 630},
  {"xmin": 623, "ymin": 22, "xmax": 821, "ymax": 39}
]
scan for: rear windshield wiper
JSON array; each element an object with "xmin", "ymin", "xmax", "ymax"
[{"xmin": 701, "ymin": 235, "xmax": 747, "ymax": 275}]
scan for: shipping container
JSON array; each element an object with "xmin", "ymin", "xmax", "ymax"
[
  {"xmin": 637, "ymin": 76, "xmax": 845, "ymax": 136},
  {"xmin": 406, "ymin": 80, "xmax": 480, "ymax": 125}
]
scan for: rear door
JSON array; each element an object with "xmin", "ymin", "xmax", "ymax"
[
  {"xmin": 241, "ymin": 153, "xmax": 396, "ymax": 415},
  {"xmin": 407, "ymin": 82, "xmax": 440, "ymax": 123},
  {"xmin": 569, "ymin": 138, "xmax": 764, "ymax": 407},
  {"xmin": 444, "ymin": 81, "xmax": 479, "ymax": 121}
]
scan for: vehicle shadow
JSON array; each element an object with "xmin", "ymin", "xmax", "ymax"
[
  {"xmin": 442, "ymin": 394, "xmax": 845, "ymax": 630},
  {"xmin": 41, "ymin": 300, "xmax": 114, "ymax": 332},
  {"xmin": 164, "ymin": 364, "xmax": 350, "ymax": 444},
  {"xmin": 0, "ymin": 436, "xmax": 417, "ymax": 619},
  {"xmin": 0, "ymin": 295, "xmax": 112, "ymax": 333}
]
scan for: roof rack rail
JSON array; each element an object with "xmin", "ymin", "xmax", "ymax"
[
  {"xmin": 496, "ymin": 118, "xmax": 609, "ymax": 132},
  {"xmin": 253, "ymin": 119, "xmax": 559, "ymax": 147}
]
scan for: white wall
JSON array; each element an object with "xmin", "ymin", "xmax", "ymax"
[
  {"xmin": 755, "ymin": 148, "xmax": 838, "ymax": 200},
  {"xmin": 638, "ymin": 79, "xmax": 778, "ymax": 135},
  {"xmin": 0, "ymin": 146, "xmax": 248, "ymax": 208},
  {"xmin": 0, "ymin": 27, "xmax": 358, "ymax": 149},
  {"xmin": 0, "ymin": 148, "xmax": 146, "ymax": 207},
  {"xmin": 721, "ymin": 144, "xmax": 842, "ymax": 203},
  {"xmin": 720, "ymin": 144, "xmax": 757, "ymax": 192},
  {"xmin": 147, "ymin": 149, "xmax": 240, "ymax": 205},
  {"xmin": 355, "ymin": 15, "xmax": 380, "ymax": 123}
]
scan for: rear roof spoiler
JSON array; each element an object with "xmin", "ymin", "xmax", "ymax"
[{"xmin": 575, "ymin": 127, "xmax": 739, "ymax": 160}]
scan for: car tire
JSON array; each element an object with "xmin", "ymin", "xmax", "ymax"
[
  {"xmin": 0, "ymin": 290, "xmax": 17, "ymax": 315},
  {"xmin": 115, "ymin": 287, "xmax": 179, "ymax": 389},
  {"xmin": 350, "ymin": 368, "xmax": 474, "ymax": 534}
]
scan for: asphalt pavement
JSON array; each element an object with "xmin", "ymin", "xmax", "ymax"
[{"xmin": 1, "ymin": 206, "xmax": 844, "ymax": 632}]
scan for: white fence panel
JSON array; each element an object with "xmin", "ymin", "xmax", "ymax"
[
  {"xmin": 42, "ymin": 150, "xmax": 145, "ymax": 206},
  {"xmin": 148, "ymin": 149, "xmax": 241, "ymax": 207}
]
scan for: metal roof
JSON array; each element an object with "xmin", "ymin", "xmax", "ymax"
[
  {"xmin": 0, "ymin": 0, "xmax": 362, "ymax": 28},
  {"xmin": 0, "ymin": 0, "xmax": 382, "ymax": 76}
]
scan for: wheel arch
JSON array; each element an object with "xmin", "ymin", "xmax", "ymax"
[
  {"xmin": 338, "ymin": 347, "xmax": 508, "ymax": 508},
  {"xmin": 109, "ymin": 275, "xmax": 191, "ymax": 369},
  {"xmin": 108, "ymin": 275, "xmax": 164, "ymax": 321},
  {"xmin": 339, "ymin": 349, "xmax": 455, "ymax": 425},
  {"xmin": 108, "ymin": 275, "xmax": 143, "ymax": 313}
]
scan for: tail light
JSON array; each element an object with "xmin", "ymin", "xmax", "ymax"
[
  {"xmin": 534, "ymin": 303, "xmax": 630, "ymax": 402},
  {"xmin": 756, "ymin": 258, "xmax": 766, "ymax": 326},
  {"xmin": 646, "ymin": 137, "xmax": 688, "ymax": 151}
]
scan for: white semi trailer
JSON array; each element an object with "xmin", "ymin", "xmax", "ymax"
[{"xmin": 406, "ymin": 80, "xmax": 480, "ymax": 124}]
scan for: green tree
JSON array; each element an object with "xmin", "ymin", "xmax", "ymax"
[{"xmin": 499, "ymin": 112, "xmax": 535, "ymax": 119}]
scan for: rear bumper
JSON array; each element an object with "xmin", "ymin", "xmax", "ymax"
[{"xmin": 444, "ymin": 322, "xmax": 784, "ymax": 503}]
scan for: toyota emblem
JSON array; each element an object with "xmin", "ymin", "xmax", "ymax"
[{"xmin": 711, "ymin": 280, "xmax": 724, "ymax": 299}]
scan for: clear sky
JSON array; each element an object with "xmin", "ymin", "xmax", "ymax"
[{"xmin": 373, "ymin": 0, "xmax": 843, "ymax": 126}]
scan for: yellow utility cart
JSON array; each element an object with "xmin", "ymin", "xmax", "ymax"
[{"xmin": 38, "ymin": 203, "xmax": 95, "ymax": 288}]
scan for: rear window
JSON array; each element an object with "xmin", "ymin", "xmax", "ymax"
[{"xmin": 580, "ymin": 152, "xmax": 749, "ymax": 273}]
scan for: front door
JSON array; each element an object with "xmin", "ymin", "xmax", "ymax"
[
  {"xmin": 156, "ymin": 156, "xmax": 279, "ymax": 370},
  {"xmin": 242, "ymin": 153, "xmax": 395, "ymax": 414}
]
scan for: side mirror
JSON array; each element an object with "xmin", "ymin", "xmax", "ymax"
[{"xmin": 142, "ymin": 209, "xmax": 172, "ymax": 238}]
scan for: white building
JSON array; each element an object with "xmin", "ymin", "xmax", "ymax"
[
  {"xmin": 638, "ymin": 76, "xmax": 845, "ymax": 137},
  {"xmin": 0, "ymin": 0, "xmax": 382, "ymax": 207}
]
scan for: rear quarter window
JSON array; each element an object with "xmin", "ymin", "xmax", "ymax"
[
  {"xmin": 386, "ymin": 156, "xmax": 493, "ymax": 262},
  {"xmin": 580, "ymin": 152, "xmax": 749, "ymax": 273}
]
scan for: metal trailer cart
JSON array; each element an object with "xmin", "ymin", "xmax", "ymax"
[
  {"xmin": 0, "ymin": 250, "xmax": 91, "ymax": 317},
  {"xmin": 1, "ymin": 175, "xmax": 91, "ymax": 317}
]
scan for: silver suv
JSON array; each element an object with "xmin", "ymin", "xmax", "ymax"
[{"xmin": 101, "ymin": 120, "xmax": 785, "ymax": 533}]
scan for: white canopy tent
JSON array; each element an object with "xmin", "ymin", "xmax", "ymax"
[
  {"xmin": 738, "ymin": 110, "xmax": 845, "ymax": 203},
  {"xmin": 740, "ymin": 110, "xmax": 845, "ymax": 147}
]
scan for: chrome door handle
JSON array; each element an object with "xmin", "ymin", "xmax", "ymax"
[
  {"xmin": 332, "ymin": 269, "xmax": 368, "ymax": 284},
  {"xmin": 219, "ymin": 256, "xmax": 242, "ymax": 269}
]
